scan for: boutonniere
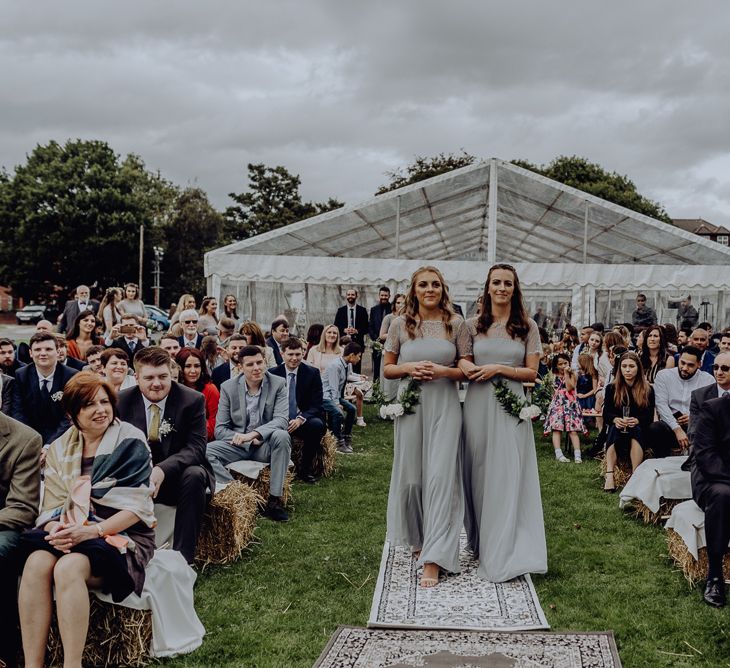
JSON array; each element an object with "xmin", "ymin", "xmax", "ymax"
[
  {"xmin": 51, "ymin": 391, "xmax": 64, "ymax": 402},
  {"xmin": 158, "ymin": 419, "xmax": 174, "ymax": 438}
]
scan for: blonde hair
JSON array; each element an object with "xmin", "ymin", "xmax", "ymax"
[
  {"xmin": 578, "ymin": 352, "xmax": 598, "ymax": 380},
  {"xmin": 317, "ymin": 324, "xmax": 342, "ymax": 354},
  {"xmin": 403, "ymin": 265, "xmax": 457, "ymax": 340}
]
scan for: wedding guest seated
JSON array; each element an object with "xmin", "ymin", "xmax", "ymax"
[
  {"xmin": 159, "ymin": 333, "xmax": 181, "ymax": 358},
  {"xmin": 207, "ymin": 345, "xmax": 291, "ymax": 521},
  {"xmin": 687, "ymin": 351, "xmax": 730, "ymax": 444},
  {"xmin": 240, "ymin": 320, "xmax": 277, "ymax": 368},
  {"xmin": 83, "ymin": 345, "xmax": 105, "ymax": 375},
  {"xmin": 176, "ymin": 348, "xmax": 220, "ymax": 441},
  {"xmin": 688, "ymin": 392, "xmax": 730, "ymax": 606},
  {"xmin": 306, "ymin": 324, "xmax": 341, "ymax": 373},
  {"xmin": 56, "ymin": 336, "xmax": 85, "ymax": 371},
  {"xmin": 177, "ymin": 309, "xmax": 204, "ymax": 350},
  {"xmin": 217, "ymin": 317, "xmax": 236, "ymax": 347},
  {"xmin": 106, "ymin": 313, "xmax": 149, "ymax": 360},
  {"xmin": 602, "ymin": 352, "xmax": 655, "ymax": 492},
  {"xmin": 101, "ymin": 347, "xmax": 137, "ymax": 393},
  {"xmin": 653, "ymin": 346, "xmax": 714, "ymax": 457},
  {"xmin": 1, "ymin": 371, "xmax": 16, "ymax": 414},
  {"xmin": 11, "ymin": 332, "xmax": 78, "ymax": 449},
  {"xmin": 211, "ymin": 334, "xmax": 247, "ymax": 388},
  {"xmin": 265, "ymin": 317, "xmax": 290, "ymax": 366},
  {"xmin": 675, "ymin": 328, "xmax": 715, "ymax": 374},
  {"xmin": 117, "ymin": 347, "xmax": 213, "ymax": 564},
  {"xmin": 197, "ymin": 297, "xmax": 219, "ymax": 336},
  {"xmin": 270, "ymin": 337, "xmax": 326, "ymax": 483},
  {"xmin": 66, "ymin": 310, "xmax": 103, "ymax": 362},
  {"xmin": 200, "ymin": 335, "xmax": 222, "ymax": 375},
  {"xmin": 17, "ymin": 372, "xmax": 155, "ymax": 667},
  {"xmin": 639, "ymin": 324, "xmax": 676, "ymax": 383},
  {"xmin": 0, "ymin": 337, "xmax": 24, "ymax": 377},
  {"xmin": 321, "ymin": 342, "xmax": 362, "ymax": 454},
  {"xmin": 0, "ymin": 412, "xmax": 41, "ymax": 666}
]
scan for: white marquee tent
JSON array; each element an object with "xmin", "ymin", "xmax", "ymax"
[{"xmin": 205, "ymin": 159, "xmax": 730, "ymax": 333}]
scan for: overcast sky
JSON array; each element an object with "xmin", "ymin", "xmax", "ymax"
[{"xmin": 2, "ymin": 1, "xmax": 730, "ymax": 226}]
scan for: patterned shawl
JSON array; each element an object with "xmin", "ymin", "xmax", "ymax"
[{"xmin": 38, "ymin": 419, "xmax": 156, "ymax": 534}]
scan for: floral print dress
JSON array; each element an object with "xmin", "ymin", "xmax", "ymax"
[{"xmin": 543, "ymin": 376, "xmax": 586, "ymax": 434}]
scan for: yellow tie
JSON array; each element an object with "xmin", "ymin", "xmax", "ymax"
[{"xmin": 149, "ymin": 404, "xmax": 161, "ymax": 442}]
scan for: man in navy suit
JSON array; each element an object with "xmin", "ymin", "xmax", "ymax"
[
  {"xmin": 265, "ymin": 317, "xmax": 289, "ymax": 367},
  {"xmin": 334, "ymin": 288, "xmax": 368, "ymax": 372},
  {"xmin": 270, "ymin": 337, "xmax": 326, "ymax": 484},
  {"xmin": 117, "ymin": 346, "xmax": 212, "ymax": 564},
  {"xmin": 689, "ymin": 393, "xmax": 730, "ymax": 606},
  {"xmin": 177, "ymin": 309, "xmax": 204, "ymax": 350},
  {"xmin": 368, "ymin": 286, "xmax": 391, "ymax": 381},
  {"xmin": 58, "ymin": 284, "xmax": 100, "ymax": 334},
  {"xmin": 106, "ymin": 314, "xmax": 149, "ymax": 360},
  {"xmin": 11, "ymin": 332, "xmax": 78, "ymax": 447},
  {"xmin": 211, "ymin": 334, "xmax": 247, "ymax": 388}
]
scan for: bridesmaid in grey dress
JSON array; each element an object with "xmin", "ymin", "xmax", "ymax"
[
  {"xmin": 459, "ymin": 263, "xmax": 547, "ymax": 582},
  {"xmin": 383, "ymin": 266, "xmax": 469, "ymax": 588},
  {"xmin": 378, "ymin": 293, "xmax": 405, "ymax": 402}
]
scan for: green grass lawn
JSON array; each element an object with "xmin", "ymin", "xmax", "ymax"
[{"xmin": 165, "ymin": 407, "xmax": 730, "ymax": 668}]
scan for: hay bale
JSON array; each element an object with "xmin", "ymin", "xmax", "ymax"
[
  {"xmin": 599, "ymin": 454, "xmax": 632, "ymax": 488},
  {"xmin": 195, "ymin": 480, "xmax": 259, "ymax": 566},
  {"xmin": 291, "ymin": 430, "xmax": 337, "ymax": 478},
  {"xmin": 46, "ymin": 596, "xmax": 152, "ymax": 666},
  {"xmin": 630, "ymin": 498, "xmax": 682, "ymax": 525},
  {"xmin": 232, "ymin": 465, "xmax": 294, "ymax": 508},
  {"xmin": 666, "ymin": 529, "xmax": 730, "ymax": 587}
]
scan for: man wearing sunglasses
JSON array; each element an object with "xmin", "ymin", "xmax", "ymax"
[
  {"xmin": 687, "ymin": 352, "xmax": 730, "ymax": 444},
  {"xmin": 176, "ymin": 309, "xmax": 204, "ymax": 350}
]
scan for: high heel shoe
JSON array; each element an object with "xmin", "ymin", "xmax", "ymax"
[{"xmin": 603, "ymin": 470, "xmax": 616, "ymax": 493}]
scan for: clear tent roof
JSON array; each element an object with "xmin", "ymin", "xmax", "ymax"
[{"xmin": 207, "ymin": 158, "xmax": 730, "ymax": 266}]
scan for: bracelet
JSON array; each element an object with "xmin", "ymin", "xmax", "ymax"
[{"xmin": 96, "ymin": 523, "xmax": 105, "ymax": 538}]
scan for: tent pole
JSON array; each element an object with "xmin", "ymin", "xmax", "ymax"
[
  {"xmin": 487, "ymin": 158, "xmax": 498, "ymax": 264},
  {"xmin": 395, "ymin": 195, "xmax": 401, "ymax": 259},
  {"xmin": 582, "ymin": 201, "xmax": 589, "ymax": 264}
]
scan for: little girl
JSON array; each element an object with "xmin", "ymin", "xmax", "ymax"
[
  {"xmin": 576, "ymin": 352, "xmax": 598, "ymax": 411},
  {"xmin": 544, "ymin": 352, "xmax": 586, "ymax": 463}
]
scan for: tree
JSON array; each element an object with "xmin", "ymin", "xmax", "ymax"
[
  {"xmin": 376, "ymin": 151, "xmax": 476, "ymax": 195},
  {"xmin": 511, "ymin": 155, "xmax": 673, "ymax": 223},
  {"xmin": 0, "ymin": 139, "xmax": 178, "ymax": 303},
  {"xmin": 225, "ymin": 163, "xmax": 343, "ymax": 242},
  {"xmin": 160, "ymin": 187, "xmax": 226, "ymax": 303}
]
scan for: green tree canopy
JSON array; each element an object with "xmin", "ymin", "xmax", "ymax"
[
  {"xmin": 511, "ymin": 155, "xmax": 673, "ymax": 224},
  {"xmin": 0, "ymin": 139, "xmax": 178, "ymax": 302},
  {"xmin": 225, "ymin": 163, "xmax": 343, "ymax": 241},
  {"xmin": 376, "ymin": 151, "xmax": 476, "ymax": 194}
]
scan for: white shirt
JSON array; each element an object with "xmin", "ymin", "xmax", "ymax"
[
  {"xmin": 141, "ymin": 395, "xmax": 169, "ymax": 435},
  {"xmin": 36, "ymin": 367, "xmax": 56, "ymax": 391},
  {"xmin": 717, "ymin": 384, "xmax": 730, "ymax": 398},
  {"xmin": 654, "ymin": 367, "xmax": 715, "ymax": 430}
]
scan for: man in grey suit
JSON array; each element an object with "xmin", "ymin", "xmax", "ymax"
[{"xmin": 207, "ymin": 345, "xmax": 291, "ymax": 521}]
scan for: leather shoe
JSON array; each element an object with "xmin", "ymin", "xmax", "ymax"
[
  {"xmin": 263, "ymin": 496, "xmax": 289, "ymax": 522},
  {"xmin": 297, "ymin": 472, "xmax": 318, "ymax": 484},
  {"xmin": 703, "ymin": 577, "xmax": 726, "ymax": 607}
]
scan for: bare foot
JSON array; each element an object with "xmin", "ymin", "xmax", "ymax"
[{"xmin": 420, "ymin": 562, "xmax": 440, "ymax": 588}]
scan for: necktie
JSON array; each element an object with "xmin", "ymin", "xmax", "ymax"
[
  {"xmin": 288, "ymin": 373, "xmax": 298, "ymax": 420},
  {"xmin": 41, "ymin": 379, "xmax": 50, "ymax": 400},
  {"xmin": 149, "ymin": 404, "xmax": 161, "ymax": 442},
  {"xmin": 128, "ymin": 339, "xmax": 136, "ymax": 353},
  {"xmin": 349, "ymin": 308, "xmax": 354, "ymax": 328}
]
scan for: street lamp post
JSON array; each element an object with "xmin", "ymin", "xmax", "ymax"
[{"xmin": 152, "ymin": 246, "xmax": 164, "ymax": 308}]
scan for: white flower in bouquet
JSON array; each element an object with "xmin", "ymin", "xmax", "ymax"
[
  {"xmin": 379, "ymin": 405, "xmax": 389, "ymax": 420},
  {"xmin": 389, "ymin": 403, "xmax": 405, "ymax": 418},
  {"xmin": 519, "ymin": 404, "xmax": 542, "ymax": 421}
]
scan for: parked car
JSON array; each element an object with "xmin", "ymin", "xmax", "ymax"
[
  {"xmin": 16, "ymin": 304, "xmax": 48, "ymax": 325},
  {"xmin": 145, "ymin": 304, "xmax": 171, "ymax": 332}
]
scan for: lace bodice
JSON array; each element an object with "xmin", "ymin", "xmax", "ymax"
[{"xmin": 385, "ymin": 315, "xmax": 471, "ymax": 359}]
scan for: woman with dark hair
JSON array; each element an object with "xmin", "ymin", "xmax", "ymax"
[
  {"xmin": 459, "ymin": 263, "xmax": 546, "ymax": 582},
  {"xmin": 222, "ymin": 294, "xmax": 241, "ymax": 329},
  {"xmin": 176, "ymin": 348, "xmax": 220, "ymax": 441},
  {"xmin": 305, "ymin": 323, "xmax": 324, "ymax": 358},
  {"xmin": 98, "ymin": 287, "xmax": 123, "ymax": 338},
  {"xmin": 66, "ymin": 310, "xmax": 103, "ymax": 361},
  {"xmin": 383, "ymin": 266, "xmax": 469, "ymax": 588},
  {"xmin": 18, "ymin": 372, "xmax": 155, "ymax": 665},
  {"xmin": 602, "ymin": 351, "xmax": 655, "ymax": 491},
  {"xmin": 556, "ymin": 325, "xmax": 579, "ymax": 355},
  {"xmin": 239, "ymin": 320, "xmax": 277, "ymax": 368},
  {"xmin": 639, "ymin": 324, "xmax": 675, "ymax": 383},
  {"xmin": 101, "ymin": 348, "xmax": 136, "ymax": 393},
  {"xmin": 198, "ymin": 297, "xmax": 219, "ymax": 336},
  {"xmin": 118, "ymin": 282, "xmax": 147, "ymax": 326},
  {"xmin": 662, "ymin": 322, "xmax": 679, "ymax": 354}
]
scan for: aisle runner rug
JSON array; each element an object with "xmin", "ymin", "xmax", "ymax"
[
  {"xmin": 314, "ymin": 627, "xmax": 622, "ymax": 668},
  {"xmin": 369, "ymin": 535, "xmax": 548, "ymax": 631}
]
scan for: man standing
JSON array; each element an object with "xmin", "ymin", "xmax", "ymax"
[
  {"xmin": 211, "ymin": 334, "xmax": 247, "ymax": 388},
  {"xmin": 58, "ymin": 284, "xmax": 99, "ymax": 333},
  {"xmin": 207, "ymin": 346, "xmax": 291, "ymax": 521},
  {"xmin": 117, "ymin": 347, "xmax": 213, "ymax": 564},
  {"xmin": 0, "ymin": 412, "xmax": 42, "ymax": 666},
  {"xmin": 334, "ymin": 289, "xmax": 368, "ymax": 373},
  {"xmin": 368, "ymin": 286, "xmax": 391, "ymax": 380},
  {"xmin": 678, "ymin": 295, "xmax": 699, "ymax": 330},
  {"xmin": 631, "ymin": 293, "xmax": 657, "ymax": 330},
  {"xmin": 177, "ymin": 309, "xmax": 204, "ymax": 350},
  {"xmin": 652, "ymin": 346, "xmax": 715, "ymax": 456},
  {"xmin": 107, "ymin": 314, "xmax": 149, "ymax": 360},
  {"xmin": 688, "ymin": 393, "xmax": 730, "ymax": 606},
  {"xmin": 0, "ymin": 338, "xmax": 24, "ymax": 377},
  {"xmin": 11, "ymin": 332, "xmax": 78, "ymax": 447},
  {"xmin": 270, "ymin": 338, "xmax": 325, "ymax": 484},
  {"xmin": 265, "ymin": 317, "xmax": 289, "ymax": 367}
]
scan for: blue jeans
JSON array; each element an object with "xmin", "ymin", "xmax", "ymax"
[{"xmin": 323, "ymin": 398, "xmax": 356, "ymax": 439}]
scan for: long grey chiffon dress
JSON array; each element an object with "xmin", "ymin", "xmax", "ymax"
[
  {"xmin": 385, "ymin": 316, "xmax": 469, "ymax": 574},
  {"xmin": 462, "ymin": 317, "xmax": 547, "ymax": 582}
]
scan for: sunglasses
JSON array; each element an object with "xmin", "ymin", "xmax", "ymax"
[
  {"xmin": 713, "ymin": 364, "xmax": 730, "ymax": 373},
  {"xmin": 183, "ymin": 320, "xmax": 198, "ymax": 324}
]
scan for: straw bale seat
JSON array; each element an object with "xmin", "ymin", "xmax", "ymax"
[
  {"xmin": 291, "ymin": 430, "xmax": 338, "ymax": 478},
  {"xmin": 227, "ymin": 460, "xmax": 294, "ymax": 508}
]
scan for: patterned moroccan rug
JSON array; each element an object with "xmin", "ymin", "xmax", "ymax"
[
  {"xmin": 314, "ymin": 627, "xmax": 622, "ymax": 668},
  {"xmin": 368, "ymin": 535, "xmax": 549, "ymax": 631}
]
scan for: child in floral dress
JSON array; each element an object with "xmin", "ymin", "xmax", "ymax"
[{"xmin": 544, "ymin": 353, "xmax": 586, "ymax": 463}]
